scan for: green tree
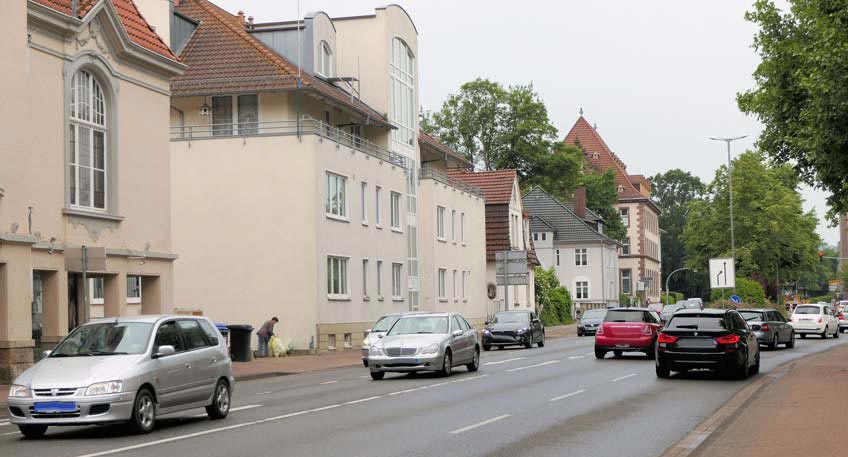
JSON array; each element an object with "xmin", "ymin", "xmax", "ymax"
[
  {"xmin": 650, "ymin": 170, "xmax": 706, "ymax": 296},
  {"xmin": 521, "ymin": 143, "xmax": 585, "ymax": 203},
  {"xmin": 534, "ymin": 267, "xmax": 574, "ymax": 325},
  {"xmin": 578, "ymin": 170, "xmax": 628, "ymax": 241},
  {"xmin": 738, "ymin": 0, "xmax": 848, "ymax": 222},
  {"xmin": 682, "ymin": 151, "xmax": 821, "ymax": 300},
  {"xmin": 710, "ymin": 277, "xmax": 767, "ymax": 306}
]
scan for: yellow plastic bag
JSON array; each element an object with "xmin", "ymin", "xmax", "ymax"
[{"xmin": 269, "ymin": 336, "xmax": 287, "ymax": 357}]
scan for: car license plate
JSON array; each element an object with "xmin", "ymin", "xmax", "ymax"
[
  {"xmin": 678, "ymin": 339, "xmax": 716, "ymax": 349},
  {"xmin": 33, "ymin": 402, "xmax": 77, "ymax": 413},
  {"xmin": 615, "ymin": 344, "xmax": 630, "ymax": 348},
  {"xmin": 800, "ymin": 318, "xmax": 811, "ymax": 322}
]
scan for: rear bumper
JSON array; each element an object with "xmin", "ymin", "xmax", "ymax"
[
  {"xmin": 752, "ymin": 331, "xmax": 774, "ymax": 344},
  {"xmin": 595, "ymin": 335, "xmax": 655, "ymax": 351},
  {"xmin": 657, "ymin": 350, "xmax": 742, "ymax": 371},
  {"xmin": 790, "ymin": 323, "xmax": 826, "ymax": 334}
]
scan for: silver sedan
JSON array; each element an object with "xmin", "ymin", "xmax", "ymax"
[{"xmin": 367, "ymin": 313, "xmax": 480, "ymax": 380}]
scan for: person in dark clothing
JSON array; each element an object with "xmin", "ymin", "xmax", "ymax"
[{"xmin": 256, "ymin": 317, "xmax": 278, "ymax": 358}]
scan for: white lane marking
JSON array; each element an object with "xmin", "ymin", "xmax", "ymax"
[
  {"xmin": 255, "ymin": 391, "xmax": 273, "ymax": 395},
  {"xmin": 611, "ymin": 373, "xmax": 637, "ymax": 382},
  {"xmin": 483, "ymin": 357, "xmax": 525, "ymax": 366},
  {"xmin": 549, "ymin": 389, "xmax": 586, "ymax": 402},
  {"xmin": 506, "ymin": 360, "xmax": 560, "ymax": 372},
  {"xmin": 76, "ymin": 404, "xmax": 342, "ymax": 457},
  {"xmin": 585, "ymin": 352, "xmax": 595, "ymax": 356},
  {"xmin": 192, "ymin": 404, "xmax": 262, "ymax": 417},
  {"xmin": 1, "ymin": 431, "xmax": 19, "ymax": 436},
  {"xmin": 427, "ymin": 382, "xmax": 449, "ymax": 388},
  {"xmin": 0, "ymin": 421, "xmax": 10, "ymax": 427},
  {"xmin": 344, "ymin": 396, "xmax": 381, "ymax": 405},
  {"xmin": 320, "ymin": 380, "xmax": 338, "ymax": 385},
  {"xmin": 569, "ymin": 355, "xmax": 586, "ymax": 360},
  {"xmin": 359, "ymin": 375, "xmax": 371, "ymax": 379},
  {"xmin": 450, "ymin": 414, "xmax": 511, "ymax": 435},
  {"xmin": 388, "ymin": 388, "xmax": 420, "ymax": 396},
  {"xmin": 450, "ymin": 374, "xmax": 488, "ymax": 383}
]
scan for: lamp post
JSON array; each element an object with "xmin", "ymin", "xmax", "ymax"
[
  {"xmin": 665, "ymin": 267, "xmax": 694, "ymax": 307},
  {"xmin": 709, "ymin": 135, "xmax": 747, "ymax": 295}
]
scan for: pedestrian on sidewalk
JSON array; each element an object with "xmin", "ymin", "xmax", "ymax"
[{"xmin": 256, "ymin": 317, "xmax": 278, "ymax": 358}]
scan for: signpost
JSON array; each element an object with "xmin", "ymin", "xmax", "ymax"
[
  {"xmin": 495, "ymin": 250, "xmax": 528, "ymax": 311},
  {"xmin": 709, "ymin": 257, "xmax": 736, "ymax": 290},
  {"xmin": 65, "ymin": 246, "xmax": 107, "ymax": 324}
]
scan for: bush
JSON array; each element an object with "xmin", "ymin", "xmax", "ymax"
[
  {"xmin": 807, "ymin": 294, "xmax": 835, "ymax": 304},
  {"xmin": 709, "ymin": 277, "xmax": 766, "ymax": 306},
  {"xmin": 535, "ymin": 267, "xmax": 574, "ymax": 326},
  {"xmin": 660, "ymin": 291, "xmax": 685, "ymax": 305}
]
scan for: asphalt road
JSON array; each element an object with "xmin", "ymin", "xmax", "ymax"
[{"xmin": 1, "ymin": 334, "xmax": 845, "ymax": 457}]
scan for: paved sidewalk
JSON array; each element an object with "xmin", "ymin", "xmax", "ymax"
[{"xmin": 690, "ymin": 343, "xmax": 848, "ymax": 457}]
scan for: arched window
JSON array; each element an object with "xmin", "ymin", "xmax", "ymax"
[
  {"xmin": 390, "ymin": 38, "xmax": 415, "ymax": 148},
  {"xmin": 69, "ymin": 70, "xmax": 108, "ymax": 210},
  {"xmin": 319, "ymin": 41, "xmax": 333, "ymax": 77}
]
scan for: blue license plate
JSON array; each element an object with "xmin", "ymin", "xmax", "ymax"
[{"xmin": 33, "ymin": 402, "xmax": 77, "ymax": 413}]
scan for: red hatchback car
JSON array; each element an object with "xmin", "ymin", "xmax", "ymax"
[{"xmin": 595, "ymin": 308, "xmax": 663, "ymax": 359}]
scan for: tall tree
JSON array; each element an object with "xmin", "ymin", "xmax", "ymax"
[
  {"xmin": 650, "ymin": 170, "xmax": 706, "ymax": 295},
  {"xmin": 682, "ymin": 151, "xmax": 821, "ymax": 299},
  {"xmin": 578, "ymin": 170, "xmax": 628, "ymax": 242},
  {"xmin": 738, "ymin": 0, "xmax": 848, "ymax": 222}
]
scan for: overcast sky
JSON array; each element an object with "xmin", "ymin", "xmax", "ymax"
[{"xmin": 213, "ymin": 0, "xmax": 838, "ymax": 245}]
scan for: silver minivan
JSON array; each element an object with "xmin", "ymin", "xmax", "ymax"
[{"xmin": 7, "ymin": 315, "xmax": 234, "ymax": 438}]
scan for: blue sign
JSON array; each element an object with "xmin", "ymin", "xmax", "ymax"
[{"xmin": 729, "ymin": 295, "xmax": 741, "ymax": 304}]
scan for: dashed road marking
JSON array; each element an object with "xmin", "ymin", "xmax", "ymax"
[
  {"xmin": 450, "ymin": 414, "xmax": 511, "ymax": 434},
  {"xmin": 550, "ymin": 389, "xmax": 586, "ymax": 402},
  {"xmin": 320, "ymin": 380, "xmax": 338, "ymax": 385},
  {"xmin": 484, "ymin": 357, "xmax": 526, "ymax": 366},
  {"xmin": 611, "ymin": 373, "xmax": 637, "ymax": 382},
  {"xmin": 345, "ymin": 396, "xmax": 381, "ymax": 405},
  {"xmin": 192, "ymin": 404, "xmax": 262, "ymax": 417},
  {"xmin": 506, "ymin": 360, "xmax": 560, "ymax": 372}
]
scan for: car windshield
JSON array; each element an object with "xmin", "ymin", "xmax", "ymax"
[
  {"xmin": 662, "ymin": 305, "xmax": 683, "ymax": 313},
  {"xmin": 740, "ymin": 311, "xmax": 764, "ymax": 321},
  {"xmin": 794, "ymin": 306, "xmax": 821, "ymax": 315},
  {"xmin": 605, "ymin": 310, "xmax": 645, "ymax": 323},
  {"xmin": 371, "ymin": 315, "xmax": 400, "ymax": 332},
  {"xmin": 666, "ymin": 316, "xmax": 727, "ymax": 330},
  {"xmin": 388, "ymin": 316, "xmax": 449, "ymax": 335},
  {"xmin": 582, "ymin": 310, "xmax": 606, "ymax": 319},
  {"xmin": 51, "ymin": 322, "xmax": 153, "ymax": 356},
  {"xmin": 492, "ymin": 312, "xmax": 530, "ymax": 324}
]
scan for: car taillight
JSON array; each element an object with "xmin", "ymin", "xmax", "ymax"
[
  {"xmin": 818, "ymin": 318, "xmax": 823, "ymax": 324},
  {"xmin": 596, "ymin": 324, "xmax": 604, "ymax": 335},
  {"xmin": 714, "ymin": 334, "xmax": 740, "ymax": 345},
  {"xmin": 642, "ymin": 325, "xmax": 653, "ymax": 336},
  {"xmin": 839, "ymin": 313, "xmax": 844, "ymax": 320},
  {"xmin": 760, "ymin": 323, "xmax": 769, "ymax": 332},
  {"xmin": 657, "ymin": 333, "xmax": 678, "ymax": 343}
]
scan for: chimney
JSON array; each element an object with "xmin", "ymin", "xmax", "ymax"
[
  {"xmin": 574, "ymin": 187, "xmax": 587, "ymax": 219},
  {"xmin": 248, "ymin": 16, "xmax": 254, "ymax": 29},
  {"xmin": 237, "ymin": 10, "xmax": 245, "ymax": 24}
]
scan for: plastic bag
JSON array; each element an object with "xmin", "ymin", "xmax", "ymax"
[{"xmin": 269, "ymin": 336, "xmax": 287, "ymax": 357}]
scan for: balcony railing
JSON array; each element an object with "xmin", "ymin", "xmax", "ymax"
[
  {"xmin": 419, "ymin": 167, "xmax": 485, "ymax": 198},
  {"xmin": 170, "ymin": 119, "xmax": 407, "ymax": 168}
]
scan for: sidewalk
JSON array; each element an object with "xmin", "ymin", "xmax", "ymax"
[{"xmin": 684, "ymin": 343, "xmax": 848, "ymax": 457}]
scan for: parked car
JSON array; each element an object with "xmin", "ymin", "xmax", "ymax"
[
  {"xmin": 482, "ymin": 310, "xmax": 545, "ymax": 350},
  {"xmin": 738, "ymin": 308, "xmax": 795, "ymax": 349},
  {"xmin": 678, "ymin": 300, "xmax": 701, "ymax": 310},
  {"xmin": 655, "ymin": 309, "xmax": 760, "ymax": 379},
  {"xmin": 368, "ymin": 313, "xmax": 479, "ymax": 380},
  {"xmin": 661, "ymin": 304, "xmax": 686, "ymax": 323},
  {"xmin": 789, "ymin": 304, "xmax": 840, "ymax": 339},
  {"xmin": 594, "ymin": 308, "xmax": 663, "ymax": 359},
  {"xmin": 686, "ymin": 298, "xmax": 705, "ymax": 310},
  {"xmin": 7, "ymin": 316, "xmax": 234, "ymax": 438},
  {"xmin": 577, "ymin": 309, "xmax": 607, "ymax": 336},
  {"xmin": 361, "ymin": 313, "xmax": 403, "ymax": 367}
]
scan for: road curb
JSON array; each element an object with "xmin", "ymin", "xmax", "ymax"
[{"xmin": 658, "ymin": 360, "xmax": 795, "ymax": 457}]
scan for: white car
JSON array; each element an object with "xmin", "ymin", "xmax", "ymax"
[{"xmin": 789, "ymin": 304, "xmax": 840, "ymax": 339}]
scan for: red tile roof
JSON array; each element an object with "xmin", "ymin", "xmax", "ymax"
[
  {"xmin": 447, "ymin": 169, "xmax": 517, "ymax": 205},
  {"xmin": 172, "ymin": 0, "xmax": 390, "ymax": 127},
  {"xmin": 418, "ymin": 130, "xmax": 473, "ymax": 169},
  {"xmin": 33, "ymin": 0, "xmax": 178, "ymax": 61}
]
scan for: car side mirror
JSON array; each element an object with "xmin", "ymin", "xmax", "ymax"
[
  {"xmin": 377, "ymin": 334, "xmax": 384, "ymax": 339},
  {"xmin": 532, "ymin": 318, "xmax": 540, "ymax": 324},
  {"xmin": 452, "ymin": 329, "xmax": 463, "ymax": 338},
  {"xmin": 42, "ymin": 350, "xmax": 52, "ymax": 358},
  {"xmin": 153, "ymin": 345, "xmax": 176, "ymax": 358},
  {"xmin": 484, "ymin": 321, "xmax": 490, "ymax": 325}
]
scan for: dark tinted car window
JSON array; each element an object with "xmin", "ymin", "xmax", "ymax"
[
  {"xmin": 372, "ymin": 315, "xmax": 400, "ymax": 332},
  {"xmin": 460, "ymin": 317, "xmax": 471, "ymax": 331},
  {"xmin": 731, "ymin": 313, "xmax": 747, "ymax": 329},
  {"xmin": 666, "ymin": 315, "xmax": 728, "ymax": 330},
  {"xmin": 198, "ymin": 320, "xmax": 219, "ymax": 345},
  {"xmin": 740, "ymin": 311, "xmax": 763, "ymax": 321},
  {"xmin": 795, "ymin": 306, "xmax": 821, "ymax": 315},
  {"xmin": 178, "ymin": 320, "xmax": 209, "ymax": 349},
  {"xmin": 605, "ymin": 310, "xmax": 645, "ymax": 323},
  {"xmin": 154, "ymin": 321, "xmax": 186, "ymax": 352}
]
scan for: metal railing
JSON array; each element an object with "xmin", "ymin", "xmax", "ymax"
[
  {"xmin": 170, "ymin": 119, "xmax": 407, "ymax": 168},
  {"xmin": 419, "ymin": 166, "xmax": 485, "ymax": 198}
]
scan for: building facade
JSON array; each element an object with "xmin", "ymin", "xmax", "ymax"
[
  {"xmin": 524, "ymin": 187, "xmax": 620, "ymax": 312},
  {"xmin": 564, "ymin": 116, "xmax": 662, "ymax": 305},
  {"xmin": 0, "ymin": 0, "xmax": 184, "ymax": 382}
]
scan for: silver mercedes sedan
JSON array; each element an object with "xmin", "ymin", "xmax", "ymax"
[
  {"xmin": 7, "ymin": 315, "xmax": 234, "ymax": 438},
  {"xmin": 367, "ymin": 312, "xmax": 480, "ymax": 380}
]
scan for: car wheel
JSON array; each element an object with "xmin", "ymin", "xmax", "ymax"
[
  {"xmin": 439, "ymin": 351, "xmax": 453, "ymax": 377},
  {"xmin": 834, "ymin": 326, "xmax": 840, "ymax": 339},
  {"xmin": 577, "ymin": 330, "xmax": 583, "ymax": 337},
  {"xmin": 750, "ymin": 352, "xmax": 760, "ymax": 376},
  {"xmin": 524, "ymin": 337, "xmax": 532, "ymax": 349},
  {"xmin": 769, "ymin": 334, "xmax": 778, "ymax": 350},
  {"xmin": 205, "ymin": 380, "xmax": 231, "ymax": 419},
  {"xmin": 646, "ymin": 342, "xmax": 656, "ymax": 360},
  {"xmin": 594, "ymin": 347, "xmax": 606, "ymax": 359},
  {"xmin": 127, "ymin": 388, "xmax": 156, "ymax": 434},
  {"xmin": 786, "ymin": 331, "xmax": 795, "ymax": 348},
  {"xmin": 821, "ymin": 328, "xmax": 828, "ymax": 339},
  {"xmin": 538, "ymin": 332, "xmax": 545, "ymax": 348},
  {"xmin": 483, "ymin": 344, "xmax": 491, "ymax": 352},
  {"xmin": 466, "ymin": 348, "xmax": 480, "ymax": 372},
  {"xmin": 18, "ymin": 425, "xmax": 48, "ymax": 439},
  {"xmin": 613, "ymin": 350, "xmax": 623, "ymax": 358},
  {"xmin": 655, "ymin": 363, "xmax": 670, "ymax": 379},
  {"xmin": 800, "ymin": 333, "xmax": 807, "ymax": 339},
  {"xmin": 363, "ymin": 359, "xmax": 369, "ymax": 367},
  {"xmin": 736, "ymin": 354, "xmax": 750, "ymax": 380},
  {"xmin": 370, "ymin": 370, "xmax": 385, "ymax": 380}
]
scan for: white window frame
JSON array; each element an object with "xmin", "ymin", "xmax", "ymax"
[
  {"xmin": 392, "ymin": 263, "xmax": 404, "ymax": 301},
  {"xmin": 390, "ymin": 191, "xmax": 402, "ymax": 232},
  {"xmin": 89, "ymin": 277, "xmax": 104, "ymax": 305},
  {"xmin": 575, "ymin": 281, "xmax": 589, "ymax": 300},
  {"xmin": 460, "ymin": 212, "xmax": 466, "ymax": 245},
  {"xmin": 327, "ymin": 256, "xmax": 350, "ymax": 300},
  {"xmin": 575, "ymin": 248, "xmax": 588, "ymax": 267},
  {"xmin": 375, "ymin": 186, "xmax": 382, "ymax": 227},
  {"xmin": 69, "ymin": 70, "xmax": 108, "ymax": 211},
  {"xmin": 127, "ymin": 276, "xmax": 142, "ymax": 304},
  {"xmin": 360, "ymin": 181, "xmax": 368, "ymax": 225},
  {"xmin": 390, "ymin": 38, "xmax": 416, "ymax": 149},
  {"xmin": 451, "ymin": 210, "xmax": 456, "ymax": 243},
  {"xmin": 437, "ymin": 268, "xmax": 447, "ymax": 301},
  {"xmin": 462, "ymin": 271, "xmax": 468, "ymax": 301},
  {"xmin": 436, "ymin": 206, "xmax": 446, "ymax": 241},
  {"xmin": 622, "ymin": 237, "xmax": 631, "ymax": 255},
  {"xmin": 325, "ymin": 172, "xmax": 348, "ymax": 220},
  {"xmin": 319, "ymin": 41, "xmax": 333, "ymax": 78},
  {"xmin": 376, "ymin": 260, "xmax": 384, "ymax": 300},
  {"xmin": 621, "ymin": 270, "xmax": 632, "ymax": 295},
  {"xmin": 362, "ymin": 259, "xmax": 369, "ymax": 300},
  {"xmin": 620, "ymin": 207, "xmax": 630, "ymax": 227},
  {"xmin": 452, "ymin": 269, "xmax": 458, "ymax": 301}
]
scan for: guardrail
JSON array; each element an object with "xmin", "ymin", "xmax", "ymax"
[
  {"xmin": 170, "ymin": 119, "xmax": 407, "ymax": 168},
  {"xmin": 419, "ymin": 167, "xmax": 485, "ymax": 198}
]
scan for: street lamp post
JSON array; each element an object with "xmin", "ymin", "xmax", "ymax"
[
  {"xmin": 665, "ymin": 267, "xmax": 694, "ymax": 307},
  {"xmin": 709, "ymin": 136, "xmax": 747, "ymax": 295}
]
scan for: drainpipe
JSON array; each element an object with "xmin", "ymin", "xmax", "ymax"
[{"xmin": 71, "ymin": 0, "xmax": 78, "ymax": 17}]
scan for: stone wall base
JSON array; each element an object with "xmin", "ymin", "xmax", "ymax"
[{"xmin": 0, "ymin": 345, "xmax": 34, "ymax": 384}]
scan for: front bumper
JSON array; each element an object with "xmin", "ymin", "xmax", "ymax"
[
  {"xmin": 368, "ymin": 353, "xmax": 443, "ymax": 372},
  {"xmin": 578, "ymin": 326, "xmax": 599, "ymax": 335},
  {"xmin": 7, "ymin": 392, "xmax": 136, "ymax": 426},
  {"xmin": 595, "ymin": 334, "xmax": 655, "ymax": 351},
  {"xmin": 361, "ymin": 347, "xmax": 370, "ymax": 361},
  {"xmin": 482, "ymin": 332, "xmax": 530, "ymax": 346}
]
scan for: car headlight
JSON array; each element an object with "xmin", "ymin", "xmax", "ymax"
[
  {"xmin": 9, "ymin": 384, "xmax": 30, "ymax": 398},
  {"xmin": 369, "ymin": 346, "xmax": 384, "ymax": 356},
  {"xmin": 363, "ymin": 337, "xmax": 370, "ymax": 346},
  {"xmin": 85, "ymin": 381, "xmax": 123, "ymax": 396},
  {"xmin": 516, "ymin": 327, "xmax": 528, "ymax": 334},
  {"xmin": 420, "ymin": 343, "xmax": 440, "ymax": 354},
  {"xmin": 482, "ymin": 329, "xmax": 491, "ymax": 335}
]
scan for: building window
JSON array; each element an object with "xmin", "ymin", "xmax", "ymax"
[
  {"xmin": 375, "ymin": 186, "xmax": 382, "ymax": 226},
  {"xmin": 360, "ymin": 182, "xmax": 368, "ymax": 225},
  {"xmin": 127, "ymin": 276, "xmax": 142, "ymax": 304},
  {"xmin": 452, "ymin": 270, "xmax": 458, "ymax": 300},
  {"xmin": 556, "ymin": 249, "xmax": 561, "ymax": 266},
  {"xmin": 237, "ymin": 94, "xmax": 258, "ymax": 134},
  {"xmin": 376, "ymin": 260, "xmax": 383, "ymax": 298},
  {"xmin": 541, "ymin": 233, "xmax": 547, "ymax": 241},
  {"xmin": 460, "ymin": 212, "xmax": 466, "ymax": 244},
  {"xmin": 69, "ymin": 70, "xmax": 108, "ymax": 210},
  {"xmin": 621, "ymin": 270, "xmax": 632, "ymax": 295},
  {"xmin": 89, "ymin": 277, "xmax": 104, "ymax": 304},
  {"xmin": 462, "ymin": 271, "xmax": 468, "ymax": 300},
  {"xmin": 327, "ymin": 256, "xmax": 349, "ymax": 298},
  {"xmin": 437, "ymin": 268, "xmax": 447, "ymax": 300},
  {"xmin": 533, "ymin": 233, "xmax": 538, "ymax": 241},
  {"xmin": 390, "ymin": 38, "xmax": 415, "ymax": 148},
  {"xmin": 362, "ymin": 259, "xmax": 369, "ymax": 298},
  {"xmin": 437, "ymin": 206, "xmax": 446, "ymax": 240},
  {"xmin": 390, "ymin": 191, "xmax": 402, "ymax": 230},
  {"xmin": 211, "ymin": 95, "xmax": 233, "ymax": 136},
  {"xmin": 319, "ymin": 41, "xmax": 333, "ymax": 77},
  {"xmin": 326, "ymin": 172, "xmax": 347, "ymax": 218},
  {"xmin": 622, "ymin": 237, "xmax": 631, "ymax": 255},
  {"xmin": 620, "ymin": 208, "xmax": 630, "ymax": 227},
  {"xmin": 575, "ymin": 281, "xmax": 589, "ymax": 300},
  {"xmin": 451, "ymin": 210, "xmax": 456, "ymax": 242},
  {"xmin": 328, "ymin": 334, "xmax": 336, "ymax": 350},
  {"xmin": 575, "ymin": 248, "xmax": 588, "ymax": 266},
  {"xmin": 392, "ymin": 263, "xmax": 403, "ymax": 300}
]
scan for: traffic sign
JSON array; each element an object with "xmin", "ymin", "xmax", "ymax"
[
  {"xmin": 496, "ymin": 275, "xmax": 529, "ymax": 286},
  {"xmin": 709, "ymin": 257, "xmax": 735, "ymax": 289},
  {"xmin": 729, "ymin": 295, "xmax": 741, "ymax": 304}
]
